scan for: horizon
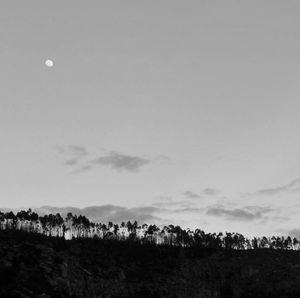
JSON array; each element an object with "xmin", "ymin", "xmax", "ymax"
[{"xmin": 1, "ymin": 204, "xmax": 299, "ymax": 239}]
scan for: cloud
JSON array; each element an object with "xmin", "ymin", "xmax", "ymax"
[
  {"xmin": 153, "ymin": 201, "xmax": 197, "ymax": 209},
  {"xmin": 32, "ymin": 205, "xmax": 165, "ymax": 225},
  {"xmin": 92, "ymin": 151, "xmax": 150, "ymax": 172},
  {"xmin": 65, "ymin": 159, "xmax": 78, "ymax": 166},
  {"xmin": 153, "ymin": 196, "xmax": 197, "ymax": 210},
  {"xmin": 157, "ymin": 196, "xmax": 173, "ymax": 203},
  {"xmin": 69, "ymin": 145, "xmax": 89, "ymax": 156},
  {"xmin": 203, "ymin": 188, "xmax": 220, "ymax": 196},
  {"xmin": 271, "ymin": 216, "xmax": 290, "ymax": 222},
  {"xmin": 173, "ymin": 207, "xmax": 204, "ymax": 213},
  {"xmin": 60, "ymin": 145, "xmax": 169, "ymax": 174},
  {"xmin": 244, "ymin": 178, "xmax": 300, "ymax": 197},
  {"xmin": 183, "ymin": 191, "xmax": 202, "ymax": 199},
  {"xmin": 70, "ymin": 165, "xmax": 93, "ymax": 174},
  {"xmin": 243, "ymin": 205, "xmax": 272, "ymax": 213},
  {"xmin": 183, "ymin": 188, "xmax": 221, "ymax": 199},
  {"xmin": 70, "ymin": 151, "xmax": 151, "ymax": 173},
  {"xmin": 153, "ymin": 155, "xmax": 171, "ymax": 164},
  {"xmin": 86, "ymin": 205, "xmax": 163, "ymax": 224},
  {"xmin": 206, "ymin": 205, "xmax": 271, "ymax": 221},
  {"xmin": 34, "ymin": 205, "xmax": 82, "ymax": 216},
  {"xmin": 62, "ymin": 145, "xmax": 89, "ymax": 166}
]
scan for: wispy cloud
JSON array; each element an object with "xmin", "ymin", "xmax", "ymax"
[
  {"xmin": 60, "ymin": 146, "xmax": 158, "ymax": 174},
  {"xmin": 153, "ymin": 155, "xmax": 172, "ymax": 164},
  {"xmin": 61, "ymin": 145, "xmax": 89, "ymax": 166},
  {"xmin": 271, "ymin": 216, "xmax": 290, "ymax": 222},
  {"xmin": 206, "ymin": 205, "xmax": 271, "ymax": 221},
  {"xmin": 91, "ymin": 151, "xmax": 150, "ymax": 172},
  {"xmin": 153, "ymin": 200, "xmax": 197, "ymax": 209},
  {"xmin": 183, "ymin": 191, "xmax": 202, "ymax": 199},
  {"xmin": 243, "ymin": 178, "xmax": 300, "ymax": 197},
  {"xmin": 183, "ymin": 188, "xmax": 221, "ymax": 199},
  {"xmin": 71, "ymin": 165, "xmax": 93, "ymax": 174},
  {"xmin": 69, "ymin": 145, "xmax": 89, "ymax": 156},
  {"xmin": 34, "ymin": 205, "xmax": 165, "ymax": 225},
  {"xmin": 153, "ymin": 196, "xmax": 197, "ymax": 209},
  {"xmin": 173, "ymin": 207, "xmax": 204, "ymax": 213},
  {"xmin": 203, "ymin": 188, "xmax": 220, "ymax": 196},
  {"xmin": 154, "ymin": 196, "xmax": 173, "ymax": 204},
  {"xmin": 34, "ymin": 203, "xmax": 204, "ymax": 225}
]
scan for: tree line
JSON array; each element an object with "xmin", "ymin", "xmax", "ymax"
[{"xmin": 0, "ymin": 208, "xmax": 299, "ymax": 250}]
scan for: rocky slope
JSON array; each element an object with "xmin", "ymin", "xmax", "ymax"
[{"xmin": 1, "ymin": 230, "xmax": 300, "ymax": 298}]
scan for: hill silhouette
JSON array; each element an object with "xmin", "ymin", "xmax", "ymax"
[
  {"xmin": 1, "ymin": 229, "xmax": 300, "ymax": 297},
  {"xmin": 1, "ymin": 209, "xmax": 300, "ymax": 297}
]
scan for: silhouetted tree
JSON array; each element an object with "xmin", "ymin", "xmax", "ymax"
[{"xmin": 1, "ymin": 208, "xmax": 300, "ymax": 252}]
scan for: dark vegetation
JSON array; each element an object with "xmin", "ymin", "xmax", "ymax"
[
  {"xmin": 1, "ymin": 229, "xmax": 300, "ymax": 298},
  {"xmin": 1, "ymin": 209, "xmax": 300, "ymax": 297}
]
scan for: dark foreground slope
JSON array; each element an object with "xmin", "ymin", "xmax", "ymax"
[{"xmin": 1, "ymin": 230, "xmax": 300, "ymax": 298}]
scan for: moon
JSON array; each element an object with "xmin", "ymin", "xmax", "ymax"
[{"xmin": 45, "ymin": 59, "xmax": 54, "ymax": 68}]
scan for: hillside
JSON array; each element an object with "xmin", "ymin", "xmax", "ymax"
[{"xmin": 1, "ymin": 229, "xmax": 300, "ymax": 298}]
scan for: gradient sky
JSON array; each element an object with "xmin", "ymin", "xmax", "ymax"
[{"xmin": 1, "ymin": 1, "xmax": 300, "ymax": 237}]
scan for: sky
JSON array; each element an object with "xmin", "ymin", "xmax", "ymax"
[{"xmin": 1, "ymin": 0, "xmax": 300, "ymax": 237}]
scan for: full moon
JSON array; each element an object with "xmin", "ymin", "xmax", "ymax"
[{"xmin": 45, "ymin": 59, "xmax": 54, "ymax": 68}]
